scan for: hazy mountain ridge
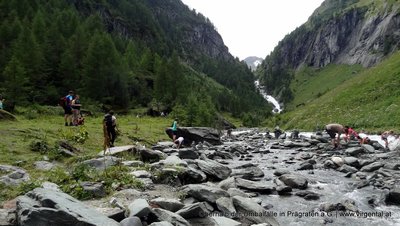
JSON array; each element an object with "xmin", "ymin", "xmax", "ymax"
[{"xmin": 243, "ymin": 56, "xmax": 263, "ymax": 71}]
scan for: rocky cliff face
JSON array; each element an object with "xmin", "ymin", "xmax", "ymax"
[{"xmin": 258, "ymin": 1, "xmax": 400, "ymax": 103}]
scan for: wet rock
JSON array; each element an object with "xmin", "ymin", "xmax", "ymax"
[
  {"xmin": 338, "ymin": 164, "xmax": 358, "ymax": 174},
  {"xmin": 151, "ymin": 208, "xmax": 190, "ymax": 226},
  {"xmin": 149, "ymin": 221, "xmax": 174, "ymax": 226},
  {"xmin": 231, "ymin": 165, "xmax": 264, "ymax": 180},
  {"xmin": 295, "ymin": 190, "xmax": 320, "ymax": 200},
  {"xmin": 273, "ymin": 169, "xmax": 290, "ymax": 176},
  {"xmin": 360, "ymin": 162, "xmax": 384, "ymax": 172},
  {"xmin": 16, "ymin": 188, "xmax": 119, "ymax": 226},
  {"xmin": 149, "ymin": 198, "xmax": 185, "ymax": 212},
  {"xmin": 331, "ymin": 156, "xmax": 344, "ymax": 167},
  {"xmin": 296, "ymin": 161, "xmax": 314, "ymax": 170},
  {"xmin": 323, "ymin": 160, "xmax": 338, "ymax": 169},
  {"xmin": 384, "ymin": 163, "xmax": 400, "ymax": 170},
  {"xmin": 232, "ymin": 196, "xmax": 279, "ymax": 226},
  {"xmin": 276, "ymin": 185, "xmax": 292, "ymax": 195},
  {"xmin": 359, "ymin": 159, "xmax": 376, "ymax": 167},
  {"xmin": 385, "ymin": 187, "xmax": 400, "ymax": 205},
  {"xmin": 235, "ymin": 178, "xmax": 275, "ymax": 194},
  {"xmin": 361, "ymin": 144, "xmax": 375, "ymax": 153},
  {"xmin": 279, "ymin": 174, "xmax": 308, "ymax": 189},
  {"xmin": 195, "ymin": 159, "xmax": 232, "ymax": 180},
  {"xmin": 181, "ymin": 184, "xmax": 230, "ymax": 204}
]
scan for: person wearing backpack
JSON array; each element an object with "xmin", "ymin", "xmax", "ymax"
[
  {"xmin": 61, "ymin": 91, "xmax": 74, "ymax": 126},
  {"xmin": 104, "ymin": 110, "xmax": 117, "ymax": 147}
]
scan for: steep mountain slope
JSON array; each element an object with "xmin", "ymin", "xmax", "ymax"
[
  {"xmin": 257, "ymin": 0, "xmax": 400, "ymax": 104},
  {"xmin": 272, "ymin": 51, "xmax": 400, "ymax": 131}
]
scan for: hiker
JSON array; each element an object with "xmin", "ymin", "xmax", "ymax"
[
  {"xmin": 174, "ymin": 137, "xmax": 184, "ymax": 149},
  {"xmin": 171, "ymin": 118, "xmax": 178, "ymax": 141},
  {"xmin": 104, "ymin": 110, "xmax": 117, "ymax": 147},
  {"xmin": 381, "ymin": 130, "xmax": 394, "ymax": 149},
  {"xmin": 0, "ymin": 95, "xmax": 4, "ymax": 110},
  {"xmin": 344, "ymin": 126, "xmax": 362, "ymax": 143},
  {"xmin": 325, "ymin": 123, "xmax": 346, "ymax": 148},
  {"xmin": 62, "ymin": 91, "xmax": 74, "ymax": 126},
  {"xmin": 71, "ymin": 95, "xmax": 82, "ymax": 126}
]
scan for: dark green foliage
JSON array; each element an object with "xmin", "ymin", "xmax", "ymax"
[{"xmin": 0, "ymin": 0, "xmax": 268, "ymax": 124}]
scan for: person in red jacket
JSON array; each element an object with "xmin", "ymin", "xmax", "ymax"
[{"xmin": 344, "ymin": 126, "xmax": 362, "ymax": 143}]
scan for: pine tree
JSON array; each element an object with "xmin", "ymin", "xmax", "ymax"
[{"xmin": 3, "ymin": 56, "xmax": 28, "ymax": 104}]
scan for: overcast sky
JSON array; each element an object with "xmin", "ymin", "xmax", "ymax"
[{"xmin": 180, "ymin": 0, "xmax": 325, "ymax": 60}]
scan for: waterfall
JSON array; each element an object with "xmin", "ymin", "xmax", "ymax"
[{"xmin": 254, "ymin": 80, "xmax": 282, "ymax": 113}]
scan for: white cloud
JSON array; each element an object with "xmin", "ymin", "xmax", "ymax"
[{"xmin": 181, "ymin": 0, "xmax": 324, "ymax": 60}]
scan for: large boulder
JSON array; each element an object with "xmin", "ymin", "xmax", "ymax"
[
  {"xmin": 165, "ymin": 127, "xmax": 222, "ymax": 145},
  {"xmin": 16, "ymin": 188, "xmax": 119, "ymax": 226},
  {"xmin": 0, "ymin": 165, "xmax": 30, "ymax": 186},
  {"xmin": 181, "ymin": 184, "xmax": 230, "ymax": 204},
  {"xmin": 279, "ymin": 174, "xmax": 308, "ymax": 189},
  {"xmin": 195, "ymin": 159, "xmax": 232, "ymax": 180},
  {"xmin": 232, "ymin": 196, "xmax": 279, "ymax": 226}
]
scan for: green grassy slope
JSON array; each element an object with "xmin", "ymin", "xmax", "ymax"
[
  {"xmin": 288, "ymin": 64, "xmax": 364, "ymax": 110},
  {"xmin": 275, "ymin": 51, "xmax": 400, "ymax": 132}
]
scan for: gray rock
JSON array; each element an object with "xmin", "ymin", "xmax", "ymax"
[
  {"xmin": 140, "ymin": 148, "xmax": 165, "ymax": 163},
  {"xmin": 338, "ymin": 164, "xmax": 358, "ymax": 174},
  {"xmin": 295, "ymin": 191, "xmax": 320, "ymax": 200},
  {"xmin": 152, "ymin": 141, "xmax": 176, "ymax": 151},
  {"xmin": 385, "ymin": 187, "xmax": 400, "ymax": 205},
  {"xmin": 178, "ymin": 148, "xmax": 199, "ymax": 159},
  {"xmin": 122, "ymin": 160, "xmax": 145, "ymax": 167},
  {"xmin": 231, "ymin": 165, "xmax": 264, "ymax": 180},
  {"xmin": 273, "ymin": 169, "xmax": 290, "ymax": 176},
  {"xmin": 150, "ymin": 198, "xmax": 185, "ymax": 212},
  {"xmin": 331, "ymin": 156, "xmax": 344, "ymax": 166},
  {"xmin": 82, "ymin": 156, "xmax": 120, "ymax": 171},
  {"xmin": 227, "ymin": 188, "xmax": 250, "ymax": 198},
  {"xmin": 16, "ymin": 188, "xmax": 119, "ymax": 226},
  {"xmin": 195, "ymin": 159, "xmax": 232, "ymax": 180},
  {"xmin": 99, "ymin": 145, "xmax": 135, "ymax": 156},
  {"xmin": 216, "ymin": 197, "xmax": 236, "ymax": 218},
  {"xmin": 361, "ymin": 162, "xmax": 384, "ymax": 172},
  {"xmin": 120, "ymin": 216, "xmax": 143, "ymax": 226},
  {"xmin": 179, "ymin": 166, "xmax": 207, "ymax": 184},
  {"xmin": 41, "ymin": 181, "xmax": 61, "ymax": 191},
  {"xmin": 279, "ymin": 174, "xmax": 308, "ymax": 189},
  {"xmin": 235, "ymin": 178, "xmax": 275, "ymax": 194},
  {"xmin": 130, "ymin": 170, "xmax": 152, "ymax": 178},
  {"xmin": 218, "ymin": 177, "xmax": 236, "ymax": 190},
  {"xmin": 232, "ymin": 196, "xmax": 279, "ymax": 226},
  {"xmin": 345, "ymin": 147, "xmax": 364, "ymax": 156},
  {"xmin": 181, "ymin": 184, "xmax": 230, "ymax": 204},
  {"xmin": 211, "ymin": 216, "xmax": 241, "ymax": 226},
  {"xmin": 128, "ymin": 199, "xmax": 151, "ymax": 218},
  {"xmin": 165, "ymin": 127, "xmax": 222, "ymax": 145},
  {"xmin": 176, "ymin": 202, "xmax": 211, "ymax": 219},
  {"xmin": 162, "ymin": 156, "xmax": 188, "ymax": 167},
  {"xmin": 151, "ymin": 208, "xmax": 190, "ymax": 226},
  {"xmin": 296, "ymin": 162, "xmax": 314, "ymax": 170},
  {"xmin": 0, "ymin": 165, "xmax": 30, "ymax": 186},
  {"xmin": 149, "ymin": 222, "xmax": 174, "ymax": 226},
  {"xmin": 33, "ymin": 161, "xmax": 55, "ymax": 171},
  {"xmin": 79, "ymin": 181, "xmax": 106, "ymax": 198},
  {"xmin": 343, "ymin": 157, "xmax": 360, "ymax": 168}
]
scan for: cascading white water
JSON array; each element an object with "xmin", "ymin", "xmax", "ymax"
[{"xmin": 254, "ymin": 80, "xmax": 282, "ymax": 113}]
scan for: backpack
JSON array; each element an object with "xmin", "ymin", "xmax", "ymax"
[
  {"xmin": 104, "ymin": 114, "xmax": 113, "ymax": 128},
  {"xmin": 59, "ymin": 96, "xmax": 67, "ymax": 107}
]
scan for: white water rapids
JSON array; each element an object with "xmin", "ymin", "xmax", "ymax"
[{"xmin": 254, "ymin": 80, "xmax": 282, "ymax": 113}]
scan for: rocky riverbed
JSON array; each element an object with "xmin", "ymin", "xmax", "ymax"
[{"xmin": 1, "ymin": 127, "xmax": 400, "ymax": 226}]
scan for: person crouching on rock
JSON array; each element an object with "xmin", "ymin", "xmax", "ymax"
[
  {"xmin": 174, "ymin": 137, "xmax": 184, "ymax": 149},
  {"xmin": 325, "ymin": 123, "xmax": 345, "ymax": 148},
  {"xmin": 344, "ymin": 126, "xmax": 362, "ymax": 143}
]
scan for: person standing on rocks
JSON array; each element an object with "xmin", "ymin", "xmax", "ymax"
[
  {"xmin": 171, "ymin": 118, "xmax": 178, "ymax": 141},
  {"xmin": 381, "ymin": 130, "xmax": 394, "ymax": 149},
  {"xmin": 325, "ymin": 123, "xmax": 345, "ymax": 148}
]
